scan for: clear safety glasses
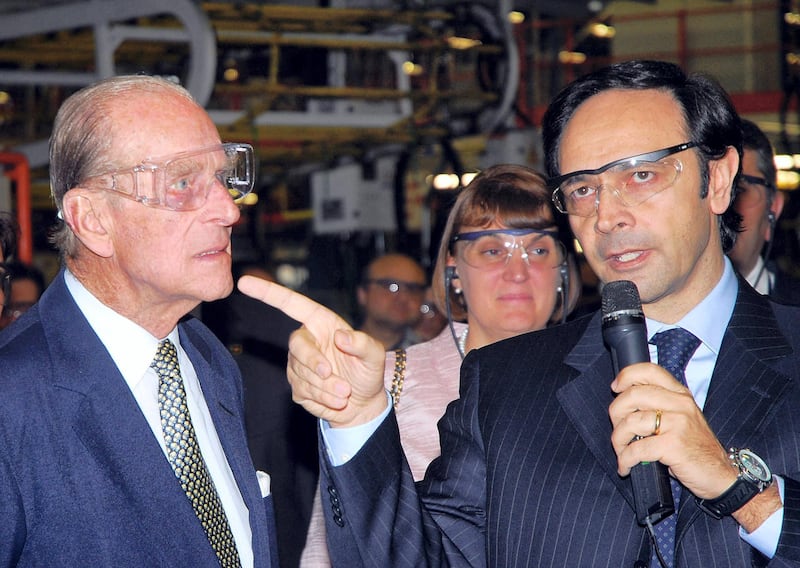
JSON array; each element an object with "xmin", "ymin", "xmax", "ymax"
[
  {"xmin": 550, "ymin": 142, "xmax": 696, "ymax": 217},
  {"xmin": 84, "ymin": 143, "xmax": 255, "ymax": 211},
  {"xmin": 451, "ymin": 228, "xmax": 566, "ymax": 270}
]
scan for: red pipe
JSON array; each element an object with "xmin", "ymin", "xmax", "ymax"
[{"xmin": 0, "ymin": 152, "xmax": 32, "ymax": 264}]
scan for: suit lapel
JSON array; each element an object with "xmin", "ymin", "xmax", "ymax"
[
  {"xmin": 39, "ymin": 274, "xmax": 212, "ymax": 559},
  {"xmin": 181, "ymin": 321, "xmax": 276, "ymax": 566},
  {"xmin": 677, "ymin": 284, "xmax": 793, "ymax": 534},
  {"xmin": 557, "ymin": 312, "xmax": 638, "ymax": 509}
]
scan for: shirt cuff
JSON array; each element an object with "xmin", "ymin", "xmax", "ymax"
[
  {"xmin": 738, "ymin": 475, "xmax": 785, "ymax": 558},
  {"xmin": 321, "ymin": 391, "xmax": 392, "ymax": 466}
]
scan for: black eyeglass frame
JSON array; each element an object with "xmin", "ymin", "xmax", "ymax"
[
  {"xmin": 738, "ymin": 173, "xmax": 774, "ymax": 191},
  {"xmin": 549, "ymin": 141, "xmax": 697, "ymax": 214},
  {"xmin": 451, "ymin": 227, "xmax": 560, "ymax": 245}
]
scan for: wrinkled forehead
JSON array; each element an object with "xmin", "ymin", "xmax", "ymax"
[{"xmin": 109, "ymin": 92, "xmax": 221, "ymax": 165}]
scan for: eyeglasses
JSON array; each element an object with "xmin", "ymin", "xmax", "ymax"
[
  {"xmin": 550, "ymin": 142, "xmax": 696, "ymax": 217},
  {"xmin": 83, "ymin": 143, "xmax": 255, "ymax": 211},
  {"xmin": 734, "ymin": 174, "xmax": 772, "ymax": 210},
  {"xmin": 0, "ymin": 263, "xmax": 10, "ymax": 311},
  {"xmin": 451, "ymin": 228, "xmax": 566, "ymax": 270},
  {"xmin": 365, "ymin": 278, "xmax": 426, "ymax": 296}
]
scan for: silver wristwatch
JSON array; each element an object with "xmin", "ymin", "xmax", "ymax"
[{"xmin": 695, "ymin": 448, "xmax": 773, "ymax": 520}]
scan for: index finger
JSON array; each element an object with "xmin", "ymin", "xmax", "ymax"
[
  {"xmin": 238, "ymin": 275, "xmax": 336, "ymax": 327},
  {"xmin": 611, "ymin": 362, "xmax": 686, "ymax": 394}
]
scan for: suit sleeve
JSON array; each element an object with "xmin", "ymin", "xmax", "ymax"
[
  {"xmin": 320, "ymin": 352, "xmax": 489, "ymax": 567},
  {"xmin": 773, "ymin": 476, "xmax": 800, "ymax": 565}
]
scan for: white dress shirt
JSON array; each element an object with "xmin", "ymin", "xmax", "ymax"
[
  {"xmin": 743, "ymin": 255, "xmax": 773, "ymax": 295},
  {"xmin": 64, "ymin": 270, "xmax": 254, "ymax": 567}
]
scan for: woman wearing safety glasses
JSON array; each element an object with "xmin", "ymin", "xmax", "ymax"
[{"xmin": 300, "ymin": 164, "xmax": 580, "ymax": 566}]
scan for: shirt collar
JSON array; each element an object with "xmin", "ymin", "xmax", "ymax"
[
  {"xmin": 743, "ymin": 255, "xmax": 772, "ymax": 294},
  {"xmin": 64, "ymin": 269, "xmax": 179, "ymax": 390},
  {"xmin": 646, "ymin": 257, "xmax": 738, "ymax": 356}
]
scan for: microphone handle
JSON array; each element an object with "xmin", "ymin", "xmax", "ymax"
[{"xmin": 605, "ymin": 325, "xmax": 675, "ymax": 526}]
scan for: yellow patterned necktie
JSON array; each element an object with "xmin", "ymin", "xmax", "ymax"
[{"xmin": 151, "ymin": 339, "xmax": 242, "ymax": 568}]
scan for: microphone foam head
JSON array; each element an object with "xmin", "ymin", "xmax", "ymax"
[{"xmin": 601, "ymin": 280, "xmax": 642, "ymax": 315}]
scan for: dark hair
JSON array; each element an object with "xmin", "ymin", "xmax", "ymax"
[
  {"xmin": 3, "ymin": 260, "xmax": 46, "ymax": 297},
  {"xmin": 740, "ymin": 118, "xmax": 777, "ymax": 201},
  {"xmin": 542, "ymin": 59, "xmax": 743, "ymax": 252},
  {"xmin": 0, "ymin": 212, "xmax": 17, "ymax": 260},
  {"xmin": 432, "ymin": 163, "xmax": 578, "ymax": 323}
]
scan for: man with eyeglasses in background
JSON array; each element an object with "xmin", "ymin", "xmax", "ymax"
[
  {"xmin": 727, "ymin": 118, "xmax": 800, "ymax": 304},
  {"xmin": 356, "ymin": 252, "xmax": 427, "ymax": 350},
  {"xmin": 238, "ymin": 60, "xmax": 800, "ymax": 567},
  {"xmin": 0, "ymin": 76, "xmax": 278, "ymax": 567}
]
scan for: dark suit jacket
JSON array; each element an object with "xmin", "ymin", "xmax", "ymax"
[
  {"xmin": 0, "ymin": 271, "xmax": 278, "ymax": 567},
  {"xmin": 771, "ymin": 265, "xmax": 800, "ymax": 305},
  {"xmin": 320, "ymin": 281, "xmax": 800, "ymax": 567}
]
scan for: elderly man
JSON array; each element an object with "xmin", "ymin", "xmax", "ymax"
[
  {"xmin": 0, "ymin": 76, "xmax": 277, "ymax": 567},
  {"xmin": 241, "ymin": 60, "xmax": 800, "ymax": 567}
]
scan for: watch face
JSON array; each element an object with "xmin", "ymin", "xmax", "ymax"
[{"xmin": 739, "ymin": 449, "xmax": 771, "ymax": 482}]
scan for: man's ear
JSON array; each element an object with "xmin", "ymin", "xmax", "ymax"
[
  {"xmin": 61, "ymin": 188, "xmax": 114, "ymax": 258},
  {"xmin": 765, "ymin": 190, "xmax": 786, "ymax": 242},
  {"xmin": 707, "ymin": 146, "xmax": 740, "ymax": 216}
]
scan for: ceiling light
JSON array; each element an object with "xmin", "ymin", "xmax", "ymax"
[
  {"xmin": 432, "ymin": 173, "xmax": 460, "ymax": 190},
  {"xmin": 774, "ymin": 154, "xmax": 794, "ymax": 170},
  {"xmin": 590, "ymin": 23, "xmax": 616, "ymax": 39},
  {"xmin": 446, "ymin": 36, "xmax": 483, "ymax": 50},
  {"xmin": 508, "ymin": 11, "xmax": 525, "ymax": 25},
  {"xmin": 777, "ymin": 170, "xmax": 800, "ymax": 190},
  {"xmin": 402, "ymin": 61, "xmax": 424, "ymax": 76},
  {"xmin": 558, "ymin": 51, "xmax": 587, "ymax": 65}
]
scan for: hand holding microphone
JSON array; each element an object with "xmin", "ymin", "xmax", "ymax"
[{"xmin": 601, "ymin": 280, "xmax": 675, "ymax": 526}]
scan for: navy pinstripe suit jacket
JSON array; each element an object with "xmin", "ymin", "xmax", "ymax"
[{"xmin": 321, "ymin": 280, "xmax": 800, "ymax": 567}]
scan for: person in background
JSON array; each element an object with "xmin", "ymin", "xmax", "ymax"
[
  {"xmin": 0, "ymin": 75, "xmax": 278, "ymax": 566},
  {"xmin": 242, "ymin": 60, "xmax": 800, "ymax": 567},
  {"xmin": 727, "ymin": 118, "xmax": 800, "ymax": 303},
  {"xmin": 300, "ymin": 164, "xmax": 580, "ymax": 566},
  {"xmin": 356, "ymin": 252, "xmax": 427, "ymax": 350},
  {"xmin": 0, "ymin": 212, "xmax": 16, "ymax": 314},
  {"xmin": 410, "ymin": 285, "xmax": 448, "ymax": 343},
  {"xmin": 0, "ymin": 260, "xmax": 46, "ymax": 329}
]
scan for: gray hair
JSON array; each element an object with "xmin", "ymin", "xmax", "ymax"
[{"xmin": 49, "ymin": 75, "xmax": 194, "ymax": 258}]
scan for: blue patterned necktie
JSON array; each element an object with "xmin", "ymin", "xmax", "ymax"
[
  {"xmin": 647, "ymin": 328, "xmax": 701, "ymax": 568},
  {"xmin": 152, "ymin": 339, "xmax": 242, "ymax": 568}
]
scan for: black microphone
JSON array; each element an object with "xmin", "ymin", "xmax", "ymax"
[{"xmin": 601, "ymin": 280, "xmax": 674, "ymax": 527}]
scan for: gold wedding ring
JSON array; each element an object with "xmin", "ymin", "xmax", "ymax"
[{"xmin": 653, "ymin": 409, "xmax": 662, "ymax": 436}]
